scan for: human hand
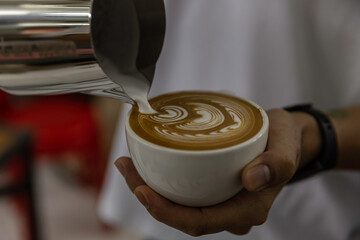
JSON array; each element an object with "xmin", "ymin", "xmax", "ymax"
[{"xmin": 115, "ymin": 109, "xmax": 322, "ymax": 236}]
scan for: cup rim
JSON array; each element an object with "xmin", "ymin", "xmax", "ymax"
[{"xmin": 126, "ymin": 92, "xmax": 269, "ymax": 155}]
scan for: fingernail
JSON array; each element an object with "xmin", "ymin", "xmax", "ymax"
[
  {"xmin": 115, "ymin": 160, "xmax": 127, "ymax": 177},
  {"xmin": 246, "ymin": 165, "xmax": 271, "ymax": 191},
  {"xmin": 134, "ymin": 190, "xmax": 149, "ymax": 209}
]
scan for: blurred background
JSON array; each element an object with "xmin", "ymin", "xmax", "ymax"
[{"xmin": 0, "ymin": 91, "xmax": 141, "ymax": 240}]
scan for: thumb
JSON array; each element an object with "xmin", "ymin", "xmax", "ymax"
[
  {"xmin": 241, "ymin": 151, "xmax": 298, "ymax": 192},
  {"xmin": 242, "ymin": 109, "xmax": 301, "ymax": 192}
]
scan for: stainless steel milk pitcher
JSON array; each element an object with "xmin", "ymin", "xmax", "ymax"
[{"xmin": 0, "ymin": 0, "xmax": 166, "ymax": 104}]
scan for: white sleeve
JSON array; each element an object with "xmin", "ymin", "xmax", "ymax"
[{"xmin": 97, "ymin": 104, "xmax": 133, "ymax": 226}]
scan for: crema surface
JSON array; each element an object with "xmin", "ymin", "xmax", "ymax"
[{"xmin": 130, "ymin": 91, "xmax": 263, "ymax": 150}]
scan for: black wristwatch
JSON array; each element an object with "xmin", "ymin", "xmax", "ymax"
[{"xmin": 284, "ymin": 104, "xmax": 338, "ymax": 183}]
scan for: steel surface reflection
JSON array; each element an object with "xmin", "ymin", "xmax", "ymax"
[{"xmin": 0, "ymin": 0, "xmax": 166, "ymax": 103}]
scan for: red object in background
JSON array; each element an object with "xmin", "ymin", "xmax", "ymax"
[
  {"xmin": 1, "ymin": 94, "xmax": 104, "ymax": 189},
  {"xmin": 1, "ymin": 92, "xmax": 105, "ymax": 240},
  {"xmin": 0, "ymin": 90, "xmax": 9, "ymax": 112}
]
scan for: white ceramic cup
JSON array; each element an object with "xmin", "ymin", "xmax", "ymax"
[{"xmin": 125, "ymin": 94, "xmax": 269, "ymax": 207}]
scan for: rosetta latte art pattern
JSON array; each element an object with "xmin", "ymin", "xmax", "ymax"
[{"xmin": 130, "ymin": 91, "xmax": 263, "ymax": 150}]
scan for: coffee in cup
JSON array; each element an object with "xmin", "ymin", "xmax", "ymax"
[{"xmin": 130, "ymin": 91, "xmax": 263, "ymax": 150}]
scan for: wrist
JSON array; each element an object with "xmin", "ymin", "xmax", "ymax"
[{"xmin": 291, "ymin": 112, "xmax": 322, "ymax": 170}]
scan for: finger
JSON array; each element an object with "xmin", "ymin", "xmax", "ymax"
[
  {"xmin": 134, "ymin": 186, "xmax": 273, "ymax": 236},
  {"xmin": 116, "ymin": 157, "xmax": 267, "ymax": 235},
  {"xmin": 115, "ymin": 157, "xmax": 229, "ymax": 235},
  {"xmin": 115, "ymin": 157, "xmax": 146, "ymax": 192},
  {"xmin": 242, "ymin": 109, "xmax": 301, "ymax": 192},
  {"xmin": 115, "ymin": 159, "xmax": 275, "ymax": 236},
  {"xmin": 227, "ymin": 226, "xmax": 252, "ymax": 235},
  {"xmin": 134, "ymin": 185, "xmax": 229, "ymax": 236}
]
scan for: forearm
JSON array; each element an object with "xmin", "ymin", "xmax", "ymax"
[
  {"xmin": 329, "ymin": 106, "xmax": 360, "ymax": 170},
  {"xmin": 293, "ymin": 106, "xmax": 360, "ymax": 171}
]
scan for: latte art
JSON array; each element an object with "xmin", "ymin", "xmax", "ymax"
[{"xmin": 130, "ymin": 91, "xmax": 263, "ymax": 150}]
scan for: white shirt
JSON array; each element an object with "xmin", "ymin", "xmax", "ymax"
[{"xmin": 99, "ymin": 0, "xmax": 360, "ymax": 239}]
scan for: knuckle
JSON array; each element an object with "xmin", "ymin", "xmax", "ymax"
[
  {"xmin": 269, "ymin": 153, "xmax": 296, "ymax": 183},
  {"xmin": 281, "ymin": 155, "xmax": 297, "ymax": 179},
  {"xmin": 295, "ymin": 146, "xmax": 302, "ymax": 168},
  {"xmin": 280, "ymin": 153, "xmax": 296, "ymax": 169},
  {"xmin": 252, "ymin": 212, "xmax": 268, "ymax": 226},
  {"xmin": 185, "ymin": 225, "xmax": 206, "ymax": 237},
  {"xmin": 242, "ymin": 199, "xmax": 269, "ymax": 226},
  {"xmin": 228, "ymin": 226, "xmax": 252, "ymax": 235},
  {"xmin": 251, "ymin": 206, "xmax": 269, "ymax": 226},
  {"xmin": 148, "ymin": 207, "xmax": 165, "ymax": 223},
  {"xmin": 241, "ymin": 227, "xmax": 252, "ymax": 235}
]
